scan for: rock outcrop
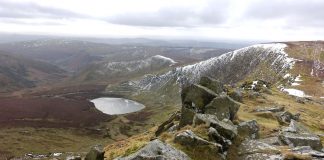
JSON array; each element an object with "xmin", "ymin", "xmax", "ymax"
[
  {"xmin": 117, "ymin": 139, "xmax": 190, "ymax": 160},
  {"xmin": 180, "ymin": 84, "xmax": 217, "ymax": 127},
  {"xmin": 199, "ymin": 76, "xmax": 225, "ymax": 94},
  {"xmin": 237, "ymin": 120, "xmax": 259, "ymax": 139},
  {"xmin": 204, "ymin": 94, "xmax": 240, "ymax": 121},
  {"xmin": 279, "ymin": 120, "xmax": 322, "ymax": 151},
  {"xmin": 238, "ymin": 139, "xmax": 283, "ymax": 160},
  {"xmin": 85, "ymin": 146, "xmax": 104, "ymax": 160},
  {"xmin": 155, "ymin": 111, "xmax": 181, "ymax": 136},
  {"xmin": 193, "ymin": 114, "xmax": 237, "ymax": 140},
  {"xmin": 276, "ymin": 111, "xmax": 300, "ymax": 124},
  {"xmin": 144, "ymin": 76, "xmax": 324, "ymax": 160},
  {"xmin": 174, "ymin": 130, "xmax": 222, "ymax": 152}
]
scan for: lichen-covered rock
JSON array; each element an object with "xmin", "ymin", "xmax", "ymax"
[
  {"xmin": 204, "ymin": 95, "xmax": 240, "ymax": 121},
  {"xmin": 279, "ymin": 120, "xmax": 323, "ymax": 151},
  {"xmin": 199, "ymin": 76, "xmax": 225, "ymax": 94},
  {"xmin": 156, "ymin": 111, "xmax": 181, "ymax": 136},
  {"xmin": 181, "ymin": 84, "xmax": 217, "ymax": 111},
  {"xmin": 238, "ymin": 140, "xmax": 281, "ymax": 156},
  {"xmin": 289, "ymin": 146, "xmax": 324, "ymax": 158},
  {"xmin": 208, "ymin": 127, "xmax": 232, "ymax": 152},
  {"xmin": 283, "ymin": 120, "xmax": 309, "ymax": 133},
  {"xmin": 241, "ymin": 153, "xmax": 283, "ymax": 160},
  {"xmin": 237, "ymin": 120, "xmax": 259, "ymax": 139},
  {"xmin": 259, "ymin": 137, "xmax": 281, "ymax": 146},
  {"xmin": 279, "ymin": 132, "xmax": 322, "ymax": 151},
  {"xmin": 117, "ymin": 139, "xmax": 190, "ymax": 160},
  {"xmin": 179, "ymin": 84, "xmax": 217, "ymax": 127},
  {"xmin": 276, "ymin": 111, "xmax": 300, "ymax": 124},
  {"xmin": 193, "ymin": 114, "xmax": 237, "ymax": 139},
  {"xmin": 85, "ymin": 146, "xmax": 104, "ymax": 160},
  {"xmin": 179, "ymin": 107, "xmax": 196, "ymax": 127},
  {"xmin": 174, "ymin": 130, "xmax": 222, "ymax": 152}
]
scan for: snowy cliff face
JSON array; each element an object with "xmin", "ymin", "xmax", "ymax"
[{"xmin": 133, "ymin": 43, "xmax": 295, "ymax": 91}]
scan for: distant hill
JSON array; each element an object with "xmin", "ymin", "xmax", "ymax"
[
  {"xmin": 0, "ymin": 51, "xmax": 66, "ymax": 92},
  {"xmin": 0, "ymin": 39, "xmax": 232, "ymax": 73}
]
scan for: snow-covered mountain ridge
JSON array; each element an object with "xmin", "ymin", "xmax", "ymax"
[{"xmin": 129, "ymin": 43, "xmax": 296, "ymax": 91}]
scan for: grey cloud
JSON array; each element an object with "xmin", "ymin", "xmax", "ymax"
[
  {"xmin": 0, "ymin": 1, "xmax": 84, "ymax": 19},
  {"xmin": 244, "ymin": 0, "xmax": 324, "ymax": 27},
  {"xmin": 107, "ymin": 0, "xmax": 230, "ymax": 27}
]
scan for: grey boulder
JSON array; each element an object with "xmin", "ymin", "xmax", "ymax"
[
  {"xmin": 204, "ymin": 94, "xmax": 240, "ymax": 121},
  {"xmin": 237, "ymin": 120, "xmax": 260, "ymax": 139},
  {"xmin": 193, "ymin": 113, "xmax": 237, "ymax": 139},
  {"xmin": 117, "ymin": 139, "xmax": 190, "ymax": 160},
  {"xmin": 199, "ymin": 76, "xmax": 224, "ymax": 94},
  {"xmin": 85, "ymin": 146, "xmax": 104, "ymax": 160}
]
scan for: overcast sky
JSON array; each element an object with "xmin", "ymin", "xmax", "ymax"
[{"xmin": 0, "ymin": 0, "xmax": 324, "ymax": 41}]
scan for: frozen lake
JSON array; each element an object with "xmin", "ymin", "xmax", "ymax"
[{"xmin": 90, "ymin": 98, "xmax": 145, "ymax": 115}]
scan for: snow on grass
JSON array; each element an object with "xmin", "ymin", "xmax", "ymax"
[
  {"xmin": 153, "ymin": 55, "xmax": 177, "ymax": 65},
  {"xmin": 320, "ymin": 97, "xmax": 324, "ymax": 99},
  {"xmin": 283, "ymin": 88, "xmax": 311, "ymax": 98},
  {"xmin": 294, "ymin": 74, "xmax": 303, "ymax": 82},
  {"xmin": 283, "ymin": 73, "xmax": 291, "ymax": 79},
  {"xmin": 291, "ymin": 82, "xmax": 300, "ymax": 86}
]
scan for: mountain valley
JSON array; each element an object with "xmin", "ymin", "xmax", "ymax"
[{"xmin": 0, "ymin": 39, "xmax": 323, "ymax": 160}]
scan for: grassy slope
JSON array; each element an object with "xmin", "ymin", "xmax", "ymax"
[{"xmin": 284, "ymin": 41, "xmax": 324, "ymax": 97}]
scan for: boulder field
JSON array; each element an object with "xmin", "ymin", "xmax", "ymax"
[{"xmin": 92, "ymin": 77, "xmax": 324, "ymax": 160}]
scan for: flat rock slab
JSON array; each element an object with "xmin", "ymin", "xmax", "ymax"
[
  {"xmin": 259, "ymin": 137, "xmax": 281, "ymax": 146},
  {"xmin": 238, "ymin": 140, "xmax": 281, "ymax": 155},
  {"xmin": 241, "ymin": 153, "xmax": 283, "ymax": 160},
  {"xmin": 193, "ymin": 113, "xmax": 237, "ymax": 139},
  {"xmin": 290, "ymin": 146, "xmax": 324, "ymax": 158},
  {"xmin": 204, "ymin": 94, "xmax": 240, "ymax": 121},
  {"xmin": 279, "ymin": 132, "xmax": 322, "ymax": 151},
  {"xmin": 181, "ymin": 84, "xmax": 217, "ymax": 110},
  {"xmin": 237, "ymin": 120, "xmax": 259, "ymax": 139}
]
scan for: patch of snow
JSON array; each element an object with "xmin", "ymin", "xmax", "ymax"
[
  {"xmin": 153, "ymin": 55, "xmax": 177, "ymax": 65},
  {"xmin": 283, "ymin": 88, "xmax": 311, "ymax": 98},
  {"xmin": 291, "ymin": 83, "xmax": 300, "ymax": 86},
  {"xmin": 135, "ymin": 43, "xmax": 296, "ymax": 91},
  {"xmin": 53, "ymin": 153, "xmax": 62, "ymax": 157},
  {"xmin": 251, "ymin": 81, "xmax": 258, "ymax": 89},
  {"xmin": 320, "ymin": 97, "xmax": 324, "ymax": 99},
  {"xmin": 294, "ymin": 74, "xmax": 303, "ymax": 82},
  {"xmin": 283, "ymin": 73, "xmax": 291, "ymax": 79}
]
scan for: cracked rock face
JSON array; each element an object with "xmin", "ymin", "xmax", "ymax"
[
  {"xmin": 204, "ymin": 94, "xmax": 240, "ymax": 121},
  {"xmin": 117, "ymin": 139, "xmax": 190, "ymax": 160},
  {"xmin": 279, "ymin": 132, "xmax": 322, "ymax": 151},
  {"xmin": 193, "ymin": 113, "xmax": 237, "ymax": 140},
  {"xmin": 238, "ymin": 140, "xmax": 281, "ymax": 156},
  {"xmin": 199, "ymin": 76, "xmax": 225, "ymax": 94},
  {"xmin": 237, "ymin": 120, "xmax": 260, "ymax": 139}
]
